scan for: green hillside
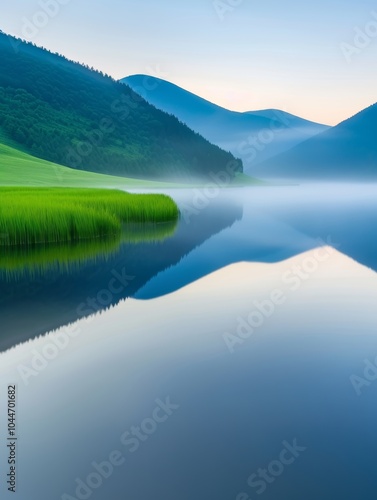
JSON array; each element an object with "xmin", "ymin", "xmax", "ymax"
[
  {"xmin": 0, "ymin": 140, "xmax": 182, "ymax": 188},
  {"xmin": 0, "ymin": 32, "xmax": 242, "ymax": 181}
]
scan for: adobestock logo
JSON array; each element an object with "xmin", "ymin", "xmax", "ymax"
[
  {"xmin": 61, "ymin": 397, "xmax": 179, "ymax": 500},
  {"xmin": 340, "ymin": 11, "xmax": 377, "ymax": 63},
  {"xmin": 62, "ymin": 64, "xmax": 169, "ymax": 179},
  {"xmin": 17, "ymin": 322, "xmax": 81, "ymax": 386},
  {"xmin": 127, "ymin": 70, "xmax": 170, "ymax": 101},
  {"xmin": 63, "ymin": 92, "xmax": 141, "ymax": 174},
  {"xmin": 350, "ymin": 356, "xmax": 377, "ymax": 396},
  {"xmin": 180, "ymin": 160, "xmax": 242, "ymax": 224},
  {"xmin": 17, "ymin": 267, "xmax": 135, "ymax": 386},
  {"xmin": 213, "ymin": 0, "xmax": 247, "ymax": 22},
  {"xmin": 224, "ymin": 243, "xmax": 337, "ymax": 353},
  {"xmin": 9, "ymin": 0, "xmax": 72, "ymax": 53},
  {"xmin": 236, "ymin": 111, "xmax": 292, "ymax": 167},
  {"xmin": 236, "ymin": 439, "xmax": 307, "ymax": 498},
  {"xmin": 20, "ymin": 0, "xmax": 71, "ymax": 39}
]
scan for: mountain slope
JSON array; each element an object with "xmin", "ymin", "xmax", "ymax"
[
  {"xmin": 0, "ymin": 139, "xmax": 182, "ymax": 188},
  {"xmin": 255, "ymin": 102, "xmax": 377, "ymax": 179},
  {"xmin": 122, "ymin": 74, "xmax": 329, "ymax": 173},
  {"xmin": 0, "ymin": 33, "xmax": 241, "ymax": 181}
]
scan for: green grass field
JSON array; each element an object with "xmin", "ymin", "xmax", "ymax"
[
  {"xmin": 0, "ymin": 140, "xmax": 182, "ymax": 188},
  {"xmin": 0, "ymin": 187, "xmax": 179, "ymax": 246}
]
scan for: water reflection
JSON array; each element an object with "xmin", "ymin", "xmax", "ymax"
[
  {"xmin": 2, "ymin": 183, "xmax": 377, "ymax": 352},
  {"xmin": 1, "ymin": 184, "xmax": 377, "ymax": 500},
  {"xmin": 0, "ymin": 222, "xmax": 178, "ymax": 280},
  {"xmin": 0, "ymin": 198, "xmax": 242, "ymax": 350},
  {"xmin": 2, "ymin": 247, "xmax": 377, "ymax": 500}
]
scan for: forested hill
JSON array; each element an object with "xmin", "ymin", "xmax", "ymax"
[{"xmin": 0, "ymin": 32, "xmax": 242, "ymax": 180}]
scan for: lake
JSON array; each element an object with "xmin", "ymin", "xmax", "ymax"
[{"xmin": 1, "ymin": 184, "xmax": 377, "ymax": 500}]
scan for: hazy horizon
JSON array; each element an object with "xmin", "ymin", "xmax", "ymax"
[{"xmin": 2, "ymin": 0, "xmax": 377, "ymax": 125}]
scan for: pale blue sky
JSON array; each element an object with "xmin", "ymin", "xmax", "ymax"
[{"xmin": 2, "ymin": 0, "xmax": 377, "ymax": 124}]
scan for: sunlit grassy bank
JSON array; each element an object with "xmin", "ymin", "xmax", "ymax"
[{"xmin": 0, "ymin": 187, "xmax": 179, "ymax": 246}]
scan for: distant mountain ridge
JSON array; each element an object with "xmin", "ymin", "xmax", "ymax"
[
  {"xmin": 122, "ymin": 74, "xmax": 329, "ymax": 173},
  {"xmin": 255, "ymin": 102, "xmax": 377, "ymax": 179},
  {"xmin": 0, "ymin": 33, "xmax": 242, "ymax": 181}
]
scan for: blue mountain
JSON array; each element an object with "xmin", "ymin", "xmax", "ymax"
[
  {"xmin": 255, "ymin": 102, "xmax": 377, "ymax": 180},
  {"xmin": 121, "ymin": 75, "xmax": 329, "ymax": 173}
]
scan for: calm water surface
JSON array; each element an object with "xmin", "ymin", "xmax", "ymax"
[
  {"xmin": 2, "ymin": 184, "xmax": 377, "ymax": 350},
  {"xmin": 1, "ymin": 184, "xmax": 377, "ymax": 500}
]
